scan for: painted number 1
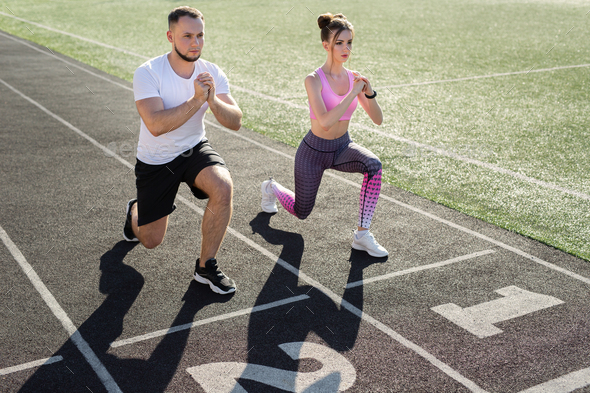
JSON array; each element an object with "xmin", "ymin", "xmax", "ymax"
[{"xmin": 432, "ymin": 285, "xmax": 564, "ymax": 338}]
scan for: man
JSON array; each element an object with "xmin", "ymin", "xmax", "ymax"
[{"xmin": 123, "ymin": 6, "xmax": 242, "ymax": 295}]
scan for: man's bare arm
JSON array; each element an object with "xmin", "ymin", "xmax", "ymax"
[
  {"xmin": 207, "ymin": 93, "xmax": 242, "ymax": 131},
  {"xmin": 135, "ymin": 95, "xmax": 207, "ymax": 137},
  {"xmin": 196, "ymin": 72, "xmax": 242, "ymax": 131}
]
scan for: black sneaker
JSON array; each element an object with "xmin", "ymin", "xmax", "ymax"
[
  {"xmin": 123, "ymin": 199, "xmax": 139, "ymax": 242},
  {"xmin": 193, "ymin": 258, "xmax": 236, "ymax": 295}
]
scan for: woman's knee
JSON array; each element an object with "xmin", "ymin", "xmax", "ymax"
[
  {"xmin": 295, "ymin": 205, "xmax": 314, "ymax": 220},
  {"xmin": 297, "ymin": 211, "xmax": 311, "ymax": 220},
  {"xmin": 367, "ymin": 157, "xmax": 382, "ymax": 176}
]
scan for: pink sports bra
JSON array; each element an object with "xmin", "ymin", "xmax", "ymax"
[{"xmin": 309, "ymin": 67, "xmax": 358, "ymax": 121}]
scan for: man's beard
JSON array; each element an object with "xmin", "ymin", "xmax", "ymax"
[{"xmin": 174, "ymin": 43, "xmax": 200, "ymax": 63}]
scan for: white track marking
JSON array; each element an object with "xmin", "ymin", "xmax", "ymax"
[
  {"xmin": 346, "ymin": 250, "xmax": 495, "ymax": 289},
  {"xmin": 187, "ymin": 342, "xmax": 356, "ymax": 393},
  {"xmin": 377, "ymin": 189, "xmax": 590, "ymax": 286},
  {"xmin": 0, "ymin": 11, "xmax": 149, "ymax": 60},
  {"xmin": 2, "ymin": 12, "xmax": 588, "ymax": 90},
  {"xmin": 0, "ymin": 78, "xmax": 132, "ymax": 170},
  {"xmin": 0, "ymin": 29, "xmax": 587, "ymax": 201},
  {"xmin": 518, "ymin": 366, "xmax": 590, "ymax": 393},
  {"xmin": 110, "ymin": 295, "xmax": 309, "ymax": 348},
  {"xmin": 0, "ymin": 356, "xmax": 63, "ymax": 376},
  {"xmin": 432, "ymin": 286, "xmax": 564, "ymax": 338},
  {"xmin": 0, "ymin": 225, "xmax": 122, "ymax": 393},
  {"xmin": 0, "ymin": 78, "xmax": 489, "ymax": 392},
  {"xmin": 205, "ymin": 120, "xmax": 590, "ymax": 287},
  {"xmin": 379, "ymin": 64, "xmax": 590, "ymax": 89}
]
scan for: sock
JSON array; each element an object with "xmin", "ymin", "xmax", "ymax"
[{"xmin": 355, "ymin": 229, "xmax": 369, "ymax": 240}]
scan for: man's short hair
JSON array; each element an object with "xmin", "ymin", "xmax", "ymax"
[{"xmin": 168, "ymin": 6, "xmax": 204, "ymax": 29}]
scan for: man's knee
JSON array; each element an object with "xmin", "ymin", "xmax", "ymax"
[
  {"xmin": 218, "ymin": 178, "xmax": 233, "ymax": 205},
  {"xmin": 138, "ymin": 217, "xmax": 168, "ymax": 249},
  {"xmin": 142, "ymin": 234, "xmax": 164, "ymax": 250},
  {"xmin": 209, "ymin": 170, "xmax": 233, "ymax": 205}
]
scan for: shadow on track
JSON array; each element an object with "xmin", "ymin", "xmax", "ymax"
[
  {"xmin": 19, "ymin": 240, "xmax": 233, "ymax": 393},
  {"xmin": 230, "ymin": 212, "xmax": 387, "ymax": 392}
]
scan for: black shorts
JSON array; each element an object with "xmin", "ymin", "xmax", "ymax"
[{"xmin": 135, "ymin": 138, "xmax": 227, "ymax": 226}]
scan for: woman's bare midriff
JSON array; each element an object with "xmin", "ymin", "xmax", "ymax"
[{"xmin": 310, "ymin": 118, "xmax": 350, "ymax": 140}]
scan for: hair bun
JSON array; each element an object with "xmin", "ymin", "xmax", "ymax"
[
  {"xmin": 317, "ymin": 13, "xmax": 333, "ymax": 29},
  {"xmin": 333, "ymin": 13, "xmax": 347, "ymax": 20}
]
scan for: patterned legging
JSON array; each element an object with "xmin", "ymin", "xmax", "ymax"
[{"xmin": 272, "ymin": 131, "xmax": 382, "ymax": 229}]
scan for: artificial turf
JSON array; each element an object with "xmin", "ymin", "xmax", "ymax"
[{"xmin": 1, "ymin": 0, "xmax": 588, "ymax": 259}]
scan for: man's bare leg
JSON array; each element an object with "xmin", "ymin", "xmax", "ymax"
[
  {"xmin": 193, "ymin": 165, "xmax": 233, "ymax": 266},
  {"xmin": 130, "ymin": 202, "xmax": 169, "ymax": 250}
]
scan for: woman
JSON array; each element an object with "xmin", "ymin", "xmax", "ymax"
[{"xmin": 261, "ymin": 12, "xmax": 387, "ymax": 257}]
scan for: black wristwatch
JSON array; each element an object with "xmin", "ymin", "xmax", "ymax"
[{"xmin": 365, "ymin": 90, "xmax": 377, "ymax": 99}]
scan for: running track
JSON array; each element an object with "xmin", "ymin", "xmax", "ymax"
[{"xmin": 2, "ymin": 32, "xmax": 590, "ymax": 393}]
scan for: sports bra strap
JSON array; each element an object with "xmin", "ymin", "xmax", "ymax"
[{"xmin": 316, "ymin": 67, "xmax": 329, "ymax": 87}]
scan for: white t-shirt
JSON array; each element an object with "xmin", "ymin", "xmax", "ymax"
[{"xmin": 133, "ymin": 54, "xmax": 230, "ymax": 165}]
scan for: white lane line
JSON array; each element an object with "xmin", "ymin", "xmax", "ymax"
[
  {"xmin": 379, "ymin": 63, "xmax": 590, "ymax": 89},
  {"xmin": 519, "ymin": 366, "xmax": 590, "ymax": 393},
  {"xmin": 356, "ymin": 311, "xmax": 487, "ymax": 392},
  {"xmin": 1, "ymin": 77, "xmax": 488, "ymax": 392},
  {"xmin": 0, "ymin": 225, "xmax": 122, "ymax": 393},
  {"xmin": 0, "ymin": 356, "xmax": 63, "ymax": 376},
  {"xmin": 0, "ymin": 77, "xmax": 132, "ymax": 170},
  {"xmin": 0, "ymin": 11, "xmax": 149, "ymax": 60},
  {"xmin": 111, "ymin": 295, "xmax": 310, "ymax": 348},
  {"xmin": 1, "ymin": 29, "xmax": 587, "ymax": 201},
  {"xmin": 2, "ymin": 15, "xmax": 586, "ymax": 93},
  {"xmin": 0, "ymin": 31, "xmax": 135, "ymax": 92},
  {"xmin": 206, "ymin": 120, "xmax": 590, "ymax": 287},
  {"xmin": 346, "ymin": 250, "xmax": 496, "ymax": 289}
]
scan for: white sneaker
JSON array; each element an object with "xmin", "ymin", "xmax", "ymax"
[
  {"xmin": 351, "ymin": 230, "xmax": 388, "ymax": 257},
  {"xmin": 261, "ymin": 178, "xmax": 278, "ymax": 213}
]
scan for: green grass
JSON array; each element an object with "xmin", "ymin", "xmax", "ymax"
[{"xmin": 1, "ymin": 0, "xmax": 589, "ymax": 260}]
